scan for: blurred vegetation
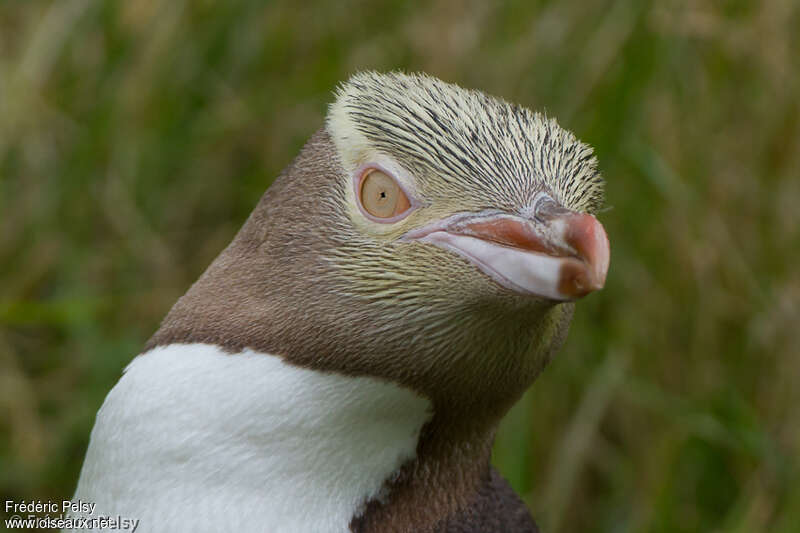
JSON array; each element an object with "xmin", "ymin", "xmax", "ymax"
[{"xmin": 1, "ymin": 0, "xmax": 799, "ymax": 531}]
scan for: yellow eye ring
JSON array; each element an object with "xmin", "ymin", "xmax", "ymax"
[{"xmin": 357, "ymin": 168, "xmax": 412, "ymax": 221}]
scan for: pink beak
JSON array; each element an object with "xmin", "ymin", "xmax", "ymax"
[{"xmin": 406, "ymin": 210, "xmax": 610, "ymax": 301}]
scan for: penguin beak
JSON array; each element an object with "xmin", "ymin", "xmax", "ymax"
[{"xmin": 404, "ymin": 209, "xmax": 610, "ymax": 301}]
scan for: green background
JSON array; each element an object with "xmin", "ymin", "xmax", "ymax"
[{"xmin": 1, "ymin": 1, "xmax": 799, "ymax": 531}]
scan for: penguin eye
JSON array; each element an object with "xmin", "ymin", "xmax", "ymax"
[{"xmin": 358, "ymin": 169, "xmax": 412, "ymax": 221}]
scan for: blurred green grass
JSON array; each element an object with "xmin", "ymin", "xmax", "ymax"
[{"xmin": 1, "ymin": 1, "xmax": 799, "ymax": 531}]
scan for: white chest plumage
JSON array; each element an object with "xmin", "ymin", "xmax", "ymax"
[{"xmin": 70, "ymin": 343, "xmax": 432, "ymax": 532}]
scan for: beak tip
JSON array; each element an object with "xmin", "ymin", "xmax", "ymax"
[{"xmin": 559, "ymin": 213, "xmax": 610, "ymax": 300}]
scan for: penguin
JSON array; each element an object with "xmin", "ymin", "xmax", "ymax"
[{"xmin": 70, "ymin": 71, "xmax": 609, "ymax": 533}]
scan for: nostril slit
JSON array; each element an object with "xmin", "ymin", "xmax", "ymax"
[{"xmin": 523, "ymin": 192, "xmax": 556, "ymax": 222}]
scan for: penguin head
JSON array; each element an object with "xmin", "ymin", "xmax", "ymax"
[
  {"xmin": 150, "ymin": 72, "xmax": 609, "ymax": 418},
  {"xmin": 325, "ymin": 71, "xmax": 608, "ymax": 306}
]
